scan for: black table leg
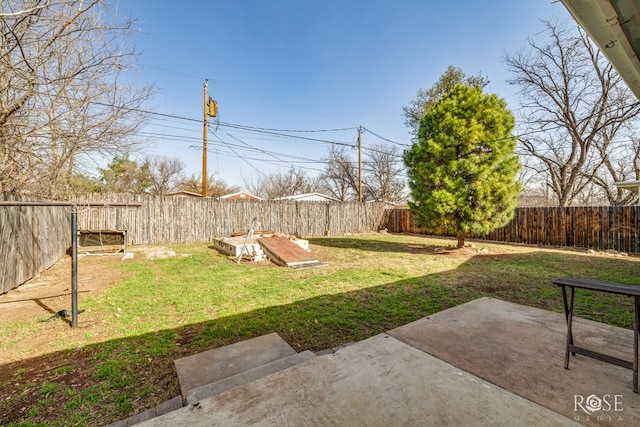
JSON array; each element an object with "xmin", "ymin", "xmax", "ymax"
[
  {"xmin": 634, "ymin": 296, "xmax": 639, "ymax": 393},
  {"xmin": 565, "ymin": 286, "xmax": 576, "ymax": 369},
  {"xmin": 562, "ymin": 285, "xmax": 569, "ymax": 321}
]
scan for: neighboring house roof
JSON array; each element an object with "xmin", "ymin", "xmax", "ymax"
[
  {"xmin": 275, "ymin": 192, "xmax": 340, "ymax": 202},
  {"xmin": 365, "ymin": 199, "xmax": 405, "ymax": 209},
  {"xmin": 218, "ymin": 191, "xmax": 263, "ymax": 200},
  {"xmin": 561, "ymin": 0, "xmax": 640, "ymax": 99},
  {"xmin": 365, "ymin": 199, "xmax": 399, "ymax": 205},
  {"xmin": 165, "ymin": 190, "xmax": 203, "ymax": 198}
]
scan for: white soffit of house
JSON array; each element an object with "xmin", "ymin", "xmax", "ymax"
[
  {"xmin": 614, "ymin": 179, "xmax": 640, "ymax": 192},
  {"xmin": 561, "ymin": 0, "xmax": 640, "ymax": 99}
]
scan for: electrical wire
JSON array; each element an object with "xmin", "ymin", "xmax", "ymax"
[
  {"xmin": 217, "ymin": 122, "xmax": 357, "ymax": 133},
  {"xmin": 87, "ymin": 94, "xmax": 640, "ymax": 176},
  {"xmin": 201, "ymin": 139, "xmax": 326, "ymax": 173},
  {"xmin": 210, "ymin": 132, "xmax": 266, "ymax": 176},
  {"xmin": 361, "ymin": 127, "xmax": 411, "ymax": 148},
  {"xmin": 220, "ymin": 129, "xmax": 310, "ymax": 166},
  {"xmin": 137, "ymin": 129, "xmax": 348, "ymax": 165}
]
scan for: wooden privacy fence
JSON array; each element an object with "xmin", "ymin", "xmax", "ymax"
[
  {"xmin": 385, "ymin": 206, "xmax": 640, "ymax": 254},
  {"xmin": 69, "ymin": 194, "xmax": 388, "ymax": 245},
  {"xmin": 0, "ymin": 194, "xmax": 71, "ymax": 294},
  {"xmin": 1, "ymin": 193, "xmax": 386, "ymax": 293}
]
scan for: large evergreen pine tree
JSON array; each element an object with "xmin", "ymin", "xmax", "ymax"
[{"xmin": 404, "ymin": 84, "xmax": 521, "ymax": 247}]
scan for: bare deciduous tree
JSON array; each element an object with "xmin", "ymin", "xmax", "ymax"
[
  {"xmin": 505, "ymin": 20, "xmax": 640, "ymax": 207},
  {"xmin": 147, "ymin": 156, "xmax": 185, "ymax": 195},
  {"xmin": 590, "ymin": 121, "xmax": 640, "ymax": 205},
  {"xmin": 362, "ymin": 143, "xmax": 406, "ymax": 203},
  {"xmin": 319, "ymin": 145, "xmax": 359, "ymax": 201},
  {"xmin": 177, "ymin": 173, "xmax": 239, "ymax": 198},
  {"xmin": 319, "ymin": 143, "xmax": 406, "ymax": 202},
  {"xmin": 244, "ymin": 167, "xmax": 320, "ymax": 199},
  {"xmin": 0, "ymin": 0, "xmax": 153, "ymax": 197}
]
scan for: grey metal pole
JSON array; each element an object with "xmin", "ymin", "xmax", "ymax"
[
  {"xmin": 71, "ymin": 204, "xmax": 78, "ymax": 328},
  {"xmin": 237, "ymin": 217, "xmax": 257, "ymax": 264},
  {"xmin": 0, "ymin": 200, "xmax": 141, "ymax": 328}
]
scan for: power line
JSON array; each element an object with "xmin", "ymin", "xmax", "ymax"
[
  {"xmin": 90, "ymin": 101, "xmax": 361, "ymax": 147},
  {"xmin": 138, "ymin": 129, "xmax": 343, "ymax": 165},
  {"xmin": 210, "ymin": 133, "xmax": 265, "ymax": 177},
  {"xmin": 199, "ymin": 142, "xmax": 326, "ymax": 173},
  {"xmin": 142, "ymin": 65, "xmax": 205, "ymax": 81},
  {"xmin": 93, "ymin": 98, "xmax": 640, "ymax": 174},
  {"xmin": 222, "ymin": 128, "xmax": 302, "ymax": 167},
  {"xmin": 219, "ymin": 122, "xmax": 358, "ymax": 147},
  {"xmin": 220, "ymin": 123, "xmax": 357, "ymax": 133},
  {"xmin": 90, "ymin": 101, "xmax": 201, "ymax": 123},
  {"xmin": 137, "ymin": 64, "xmax": 362, "ymax": 127},
  {"xmin": 361, "ymin": 127, "xmax": 411, "ymax": 148}
]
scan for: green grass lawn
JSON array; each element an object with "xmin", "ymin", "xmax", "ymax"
[{"xmin": 2, "ymin": 234, "xmax": 640, "ymax": 426}]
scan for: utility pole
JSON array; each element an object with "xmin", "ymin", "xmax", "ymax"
[
  {"xmin": 358, "ymin": 126, "xmax": 363, "ymax": 202},
  {"xmin": 201, "ymin": 80, "xmax": 218, "ymax": 197},
  {"xmin": 202, "ymin": 80, "xmax": 209, "ymax": 197}
]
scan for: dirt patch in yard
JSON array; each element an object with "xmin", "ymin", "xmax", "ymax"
[
  {"xmin": 1, "ymin": 255, "xmax": 122, "ymax": 324},
  {"xmin": 0, "ymin": 246, "xmax": 180, "ymax": 365},
  {"xmin": 0, "ymin": 246, "xmax": 186, "ymax": 425},
  {"xmin": 0, "ymin": 254, "xmax": 128, "ymax": 367}
]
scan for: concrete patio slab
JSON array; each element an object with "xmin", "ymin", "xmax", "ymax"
[
  {"xmin": 388, "ymin": 297, "xmax": 640, "ymax": 426},
  {"xmin": 140, "ymin": 334, "xmax": 579, "ymax": 426}
]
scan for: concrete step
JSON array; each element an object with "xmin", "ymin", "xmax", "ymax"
[
  {"xmin": 114, "ymin": 333, "xmax": 304, "ymax": 426},
  {"xmin": 186, "ymin": 350, "xmax": 316, "ymax": 404},
  {"xmin": 136, "ymin": 332, "xmax": 580, "ymax": 427},
  {"xmin": 174, "ymin": 332, "xmax": 297, "ymax": 399}
]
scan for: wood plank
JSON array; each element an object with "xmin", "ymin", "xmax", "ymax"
[{"xmin": 257, "ymin": 236, "xmax": 317, "ymax": 266}]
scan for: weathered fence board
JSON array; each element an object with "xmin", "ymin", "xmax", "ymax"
[
  {"xmin": 68, "ymin": 194, "xmax": 388, "ymax": 246},
  {"xmin": 385, "ymin": 206, "xmax": 640, "ymax": 254},
  {"xmin": 6, "ymin": 192, "xmax": 640, "ymax": 295},
  {"xmin": 0, "ymin": 194, "xmax": 71, "ymax": 294},
  {"xmin": 1, "ymin": 194, "xmax": 388, "ymax": 293}
]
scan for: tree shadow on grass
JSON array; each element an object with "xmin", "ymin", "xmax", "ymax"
[
  {"xmin": 1, "ymin": 247, "xmax": 638, "ymax": 426},
  {"xmin": 0, "ymin": 265, "xmax": 484, "ymax": 426},
  {"xmin": 309, "ymin": 236, "xmax": 462, "ymax": 255}
]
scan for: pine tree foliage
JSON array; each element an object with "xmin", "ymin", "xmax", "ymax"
[
  {"xmin": 404, "ymin": 84, "xmax": 521, "ymax": 247},
  {"xmin": 402, "ymin": 65, "xmax": 489, "ymax": 137}
]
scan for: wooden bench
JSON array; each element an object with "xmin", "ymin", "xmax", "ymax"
[{"xmin": 553, "ymin": 277, "xmax": 640, "ymax": 393}]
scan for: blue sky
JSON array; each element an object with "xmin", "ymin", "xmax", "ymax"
[{"xmin": 115, "ymin": 1, "xmax": 570, "ymax": 187}]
